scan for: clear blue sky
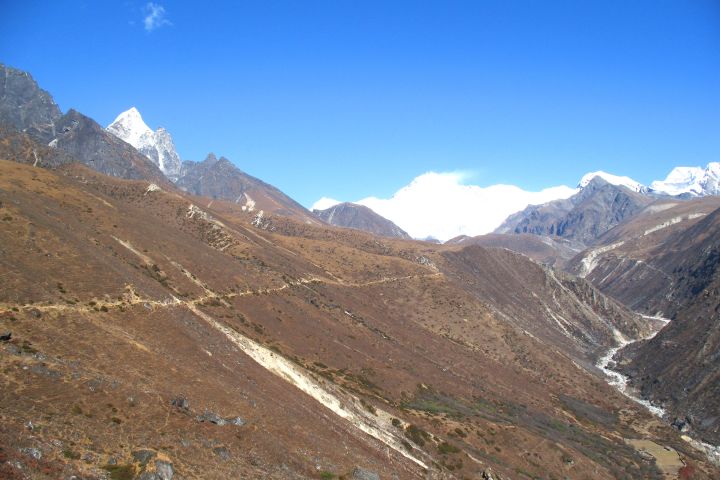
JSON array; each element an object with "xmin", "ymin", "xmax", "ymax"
[{"xmin": 2, "ymin": 1, "xmax": 719, "ymax": 206}]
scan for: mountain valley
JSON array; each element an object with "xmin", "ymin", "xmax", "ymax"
[{"xmin": 1, "ymin": 62, "xmax": 719, "ymax": 480}]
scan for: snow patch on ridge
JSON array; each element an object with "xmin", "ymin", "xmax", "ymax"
[
  {"xmin": 650, "ymin": 162, "xmax": 720, "ymax": 197},
  {"xmin": 578, "ymin": 171, "xmax": 645, "ymax": 192}
]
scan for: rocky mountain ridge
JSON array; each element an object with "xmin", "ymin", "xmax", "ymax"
[
  {"xmin": 313, "ymin": 202, "xmax": 411, "ymax": 239},
  {"xmin": 496, "ymin": 176, "xmax": 654, "ymax": 248},
  {"xmin": 0, "ymin": 64, "xmax": 315, "ymax": 223}
]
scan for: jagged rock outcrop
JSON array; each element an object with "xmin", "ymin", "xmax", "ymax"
[{"xmin": 0, "ymin": 64, "xmax": 61, "ymax": 141}]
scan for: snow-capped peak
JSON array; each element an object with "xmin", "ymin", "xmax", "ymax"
[
  {"xmin": 578, "ymin": 171, "xmax": 645, "ymax": 193},
  {"xmin": 650, "ymin": 162, "xmax": 720, "ymax": 197},
  {"xmin": 107, "ymin": 107, "xmax": 182, "ymax": 181},
  {"xmin": 107, "ymin": 107, "xmax": 153, "ymax": 147}
]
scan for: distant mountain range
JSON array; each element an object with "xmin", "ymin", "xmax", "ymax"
[{"xmin": 581, "ymin": 167, "xmax": 720, "ymax": 197}]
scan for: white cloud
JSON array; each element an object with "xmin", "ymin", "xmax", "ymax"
[
  {"xmin": 311, "ymin": 197, "xmax": 341, "ymax": 211},
  {"xmin": 316, "ymin": 171, "xmax": 576, "ymax": 241},
  {"xmin": 143, "ymin": 2, "xmax": 171, "ymax": 32}
]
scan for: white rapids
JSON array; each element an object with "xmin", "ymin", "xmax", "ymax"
[
  {"xmin": 596, "ymin": 317, "xmax": 670, "ymax": 417},
  {"xmin": 598, "ymin": 316, "xmax": 720, "ymax": 467}
]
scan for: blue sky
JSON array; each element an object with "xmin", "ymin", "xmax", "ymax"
[{"xmin": 2, "ymin": 1, "xmax": 719, "ymax": 208}]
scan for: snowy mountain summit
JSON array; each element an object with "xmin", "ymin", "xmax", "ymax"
[
  {"xmin": 107, "ymin": 107, "xmax": 182, "ymax": 180},
  {"xmin": 578, "ymin": 171, "xmax": 646, "ymax": 193},
  {"xmin": 650, "ymin": 162, "xmax": 720, "ymax": 197}
]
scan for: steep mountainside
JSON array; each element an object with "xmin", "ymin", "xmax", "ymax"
[
  {"xmin": 177, "ymin": 153, "xmax": 317, "ymax": 222},
  {"xmin": 107, "ymin": 107, "xmax": 182, "ymax": 180},
  {"xmin": 445, "ymin": 233, "xmax": 579, "ymax": 267},
  {"xmin": 567, "ymin": 197, "xmax": 720, "ymax": 315},
  {"xmin": 0, "ymin": 64, "xmax": 61, "ymax": 141},
  {"xmin": 313, "ymin": 202, "xmax": 410, "ymax": 239},
  {"xmin": 2, "ymin": 160, "xmax": 715, "ymax": 479},
  {"xmin": 0, "ymin": 124, "xmax": 76, "ymax": 168},
  {"xmin": 563, "ymin": 198, "xmax": 720, "ymax": 445},
  {"xmin": 613, "ymin": 208, "xmax": 720, "ymax": 445},
  {"xmin": 438, "ymin": 245, "xmax": 650, "ymax": 361},
  {"xmin": 496, "ymin": 176, "xmax": 655, "ymax": 247}
]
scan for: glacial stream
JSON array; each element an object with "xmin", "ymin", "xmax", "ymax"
[
  {"xmin": 597, "ymin": 315, "xmax": 720, "ymax": 466},
  {"xmin": 596, "ymin": 315, "xmax": 669, "ymax": 417}
]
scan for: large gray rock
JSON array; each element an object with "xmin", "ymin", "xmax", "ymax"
[
  {"xmin": 212, "ymin": 446, "xmax": 231, "ymax": 461},
  {"xmin": 132, "ymin": 449, "xmax": 156, "ymax": 466},
  {"xmin": 352, "ymin": 467, "xmax": 380, "ymax": 480},
  {"xmin": 196, "ymin": 410, "xmax": 227, "ymax": 426},
  {"xmin": 155, "ymin": 460, "xmax": 174, "ymax": 480}
]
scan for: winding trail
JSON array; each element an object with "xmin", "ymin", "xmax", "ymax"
[{"xmin": 0, "ymin": 243, "xmax": 444, "ymax": 472}]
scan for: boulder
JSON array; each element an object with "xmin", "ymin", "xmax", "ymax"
[
  {"xmin": 352, "ymin": 467, "xmax": 380, "ymax": 480},
  {"xmin": 228, "ymin": 416, "xmax": 246, "ymax": 426},
  {"xmin": 155, "ymin": 460, "xmax": 174, "ymax": 480},
  {"xmin": 197, "ymin": 411, "xmax": 226, "ymax": 426},
  {"xmin": 212, "ymin": 446, "xmax": 231, "ymax": 461},
  {"xmin": 132, "ymin": 449, "xmax": 156, "ymax": 467},
  {"xmin": 170, "ymin": 396, "xmax": 189, "ymax": 410}
]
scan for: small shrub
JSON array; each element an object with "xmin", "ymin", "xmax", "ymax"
[
  {"xmin": 405, "ymin": 424, "xmax": 430, "ymax": 446},
  {"xmin": 319, "ymin": 472, "xmax": 335, "ymax": 480},
  {"xmin": 360, "ymin": 398, "xmax": 376, "ymax": 415},
  {"xmin": 71, "ymin": 404, "xmax": 83, "ymax": 415},
  {"xmin": 62, "ymin": 449, "xmax": 81, "ymax": 460},
  {"xmin": 391, "ymin": 418, "xmax": 402, "ymax": 428},
  {"xmin": 102, "ymin": 464, "xmax": 135, "ymax": 480},
  {"xmin": 438, "ymin": 442, "xmax": 460, "ymax": 454}
]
